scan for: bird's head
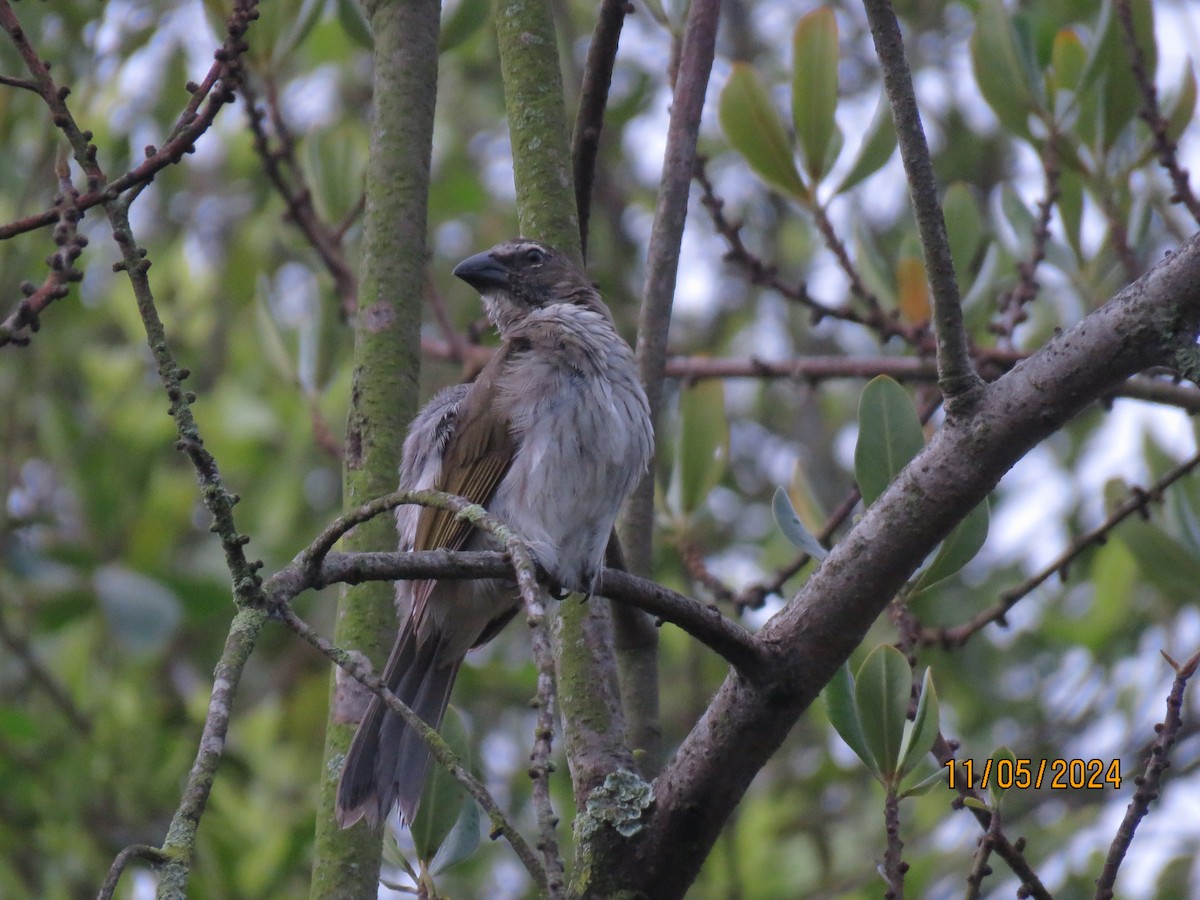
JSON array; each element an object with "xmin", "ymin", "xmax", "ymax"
[{"xmin": 452, "ymin": 239, "xmax": 610, "ymax": 335}]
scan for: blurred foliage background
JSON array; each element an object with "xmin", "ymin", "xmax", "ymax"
[{"xmin": 2, "ymin": 0, "xmax": 1200, "ymax": 896}]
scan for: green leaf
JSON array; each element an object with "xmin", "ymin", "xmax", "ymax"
[
  {"xmin": 671, "ymin": 380, "xmax": 729, "ymax": 518},
  {"xmin": 989, "ymin": 746, "xmax": 1016, "ymax": 805},
  {"xmin": 412, "ymin": 707, "xmax": 473, "ymax": 863},
  {"xmin": 1165, "ymin": 64, "xmax": 1197, "ymax": 143},
  {"xmin": 1118, "ymin": 517, "xmax": 1200, "ymax": 605},
  {"xmin": 897, "ymin": 667, "xmax": 939, "ymax": 778},
  {"xmin": 440, "ymin": 0, "xmax": 490, "ymax": 53},
  {"xmin": 823, "ymin": 663, "xmax": 873, "ymax": 771},
  {"xmin": 1050, "ymin": 28, "xmax": 1087, "ymax": 96},
  {"xmin": 970, "ymin": 0, "xmax": 1044, "ymax": 140},
  {"xmin": 855, "ymin": 645, "xmax": 912, "ymax": 780},
  {"xmin": 837, "ymin": 91, "xmax": 896, "ymax": 194},
  {"xmin": 429, "ymin": 794, "xmax": 481, "ymax": 874},
  {"xmin": 900, "ymin": 765, "xmax": 949, "ymax": 799},
  {"xmin": 1057, "ymin": 167, "xmax": 1085, "ymax": 260},
  {"xmin": 1079, "ymin": 0, "xmax": 1156, "ymax": 149},
  {"xmin": 791, "ymin": 8, "xmax": 840, "ymax": 184},
  {"xmin": 720, "ymin": 64, "xmax": 808, "ymax": 200},
  {"xmin": 942, "ymin": 183, "xmax": 983, "ymax": 292},
  {"xmin": 911, "ymin": 498, "xmax": 989, "ymax": 595},
  {"xmin": 336, "ymin": 0, "xmax": 374, "ymax": 50},
  {"xmin": 772, "ymin": 486, "xmax": 828, "ymax": 560},
  {"xmin": 854, "ymin": 376, "xmax": 925, "ymax": 506}
]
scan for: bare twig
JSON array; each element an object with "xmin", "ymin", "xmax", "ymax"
[
  {"xmin": 694, "ymin": 156, "xmax": 912, "ymax": 339},
  {"xmin": 993, "ymin": 135, "xmax": 1060, "ymax": 345},
  {"xmin": 242, "ymin": 76, "xmax": 359, "ymax": 315},
  {"xmin": 1115, "ymin": 0, "xmax": 1200, "ymax": 224},
  {"xmin": 861, "ymin": 0, "xmax": 981, "ymax": 407},
  {"xmin": 964, "ymin": 804, "xmax": 1001, "ymax": 900},
  {"xmin": 921, "ymin": 448, "xmax": 1200, "ymax": 648},
  {"xmin": 0, "ymin": 162, "xmax": 86, "ymax": 346},
  {"xmin": 1095, "ymin": 648, "xmax": 1200, "ymax": 899}
]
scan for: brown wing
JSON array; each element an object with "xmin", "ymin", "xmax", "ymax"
[{"xmin": 413, "ymin": 353, "xmax": 517, "ymax": 557}]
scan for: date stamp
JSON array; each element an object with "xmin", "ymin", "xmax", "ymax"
[{"xmin": 945, "ymin": 758, "xmax": 1122, "ymax": 791}]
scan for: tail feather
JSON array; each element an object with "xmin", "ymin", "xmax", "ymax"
[{"xmin": 336, "ymin": 627, "xmax": 461, "ymax": 828}]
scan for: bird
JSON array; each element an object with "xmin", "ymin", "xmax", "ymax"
[{"xmin": 336, "ymin": 238, "xmax": 654, "ymax": 829}]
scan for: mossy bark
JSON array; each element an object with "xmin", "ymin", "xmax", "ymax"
[{"xmin": 308, "ymin": 0, "xmax": 441, "ymax": 896}]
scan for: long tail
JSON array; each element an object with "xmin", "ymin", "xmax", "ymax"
[{"xmin": 336, "ymin": 627, "xmax": 460, "ymax": 828}]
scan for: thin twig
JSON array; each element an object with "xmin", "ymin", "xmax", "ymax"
[
  {"xmin": 1094, "ymin": 648, "xmax": 1200, "ymax": 899},
  {"xmin": 993, "ymin": 134, "xmax": 1060, "ymax": 345},
  {"xmin": 0, "ymin": 159, "xmax": 85, "ymax": 349},
  {"xmin": 920, "ymin": 448, "xmax": 1200, "ymax": 647},
  {"xmin": 96, "ymin": 844, "xmax": 171, "ymax": 900},
  {"xmin": 861, "ymin": 0, "xmax": 981, "ymax": 407},
  {"xmin": 242, "ymin": 76, "xmax": 359, "ymax": 315},
  {"xmin": 1115, "ymin": 0, "xmax": 1200, "ymax": 224},
  {"xmin": 0, "ymin": 71, "xmax": 36, "ymax": 91},
  {"xmin": 964, "ymin": 805, "xmax": 1001, "ymax": 900},
  {"xmin": 694, "ymin": 155, "xmax": 912, "ymax": 340},
  {"xmin": 0, "ymin": 0, "xmax": 246, "ymax": 240}
]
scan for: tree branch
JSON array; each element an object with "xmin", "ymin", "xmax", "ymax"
[
  {"xmin": 861, "ymin": 0, "xmax": 981, "ymax": 406},
  {"xmin": 609, "ymin": 231, "xmax": 1200, "ymax": 898},
  {"xmin": 571, "ymin": 0, "xmax": 630, "ymax": 260},
  {"xmin": 1095, "ymin": 648, "xmax": 1200, "ymax": 899}
]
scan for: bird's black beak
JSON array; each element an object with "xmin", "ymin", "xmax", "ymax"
[{"xmin": 453, "ymin": 251, "xmax": 509, "ymax": 292}]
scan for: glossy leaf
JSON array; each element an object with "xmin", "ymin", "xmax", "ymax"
[
  {"xmin": 910, "ymin": 499, "xmax": 989, "ymax": 595},
  {"xmin": 824, "ymin": 663, "xmax": 873, "ymax": 771},
  {"xmin": 855, "ymin": 376, "xmax": 925, "ymax": 506},
  {"xmin": 970, "ymin": 0, "xmax": 1043, "ymax": 139},
  {"xmin": 1079, "ymin": 0, "xmax": 1156, "ymax": 149},
  {"xmin": 855, "ymin": 645, "xmax": 912, "ymax": 780},
  {"xmin": 897, "ymin": 667, "xmax": 939, "ymax": 778},
  {"xmin": 720, "ymin": 64, "xmax": 808, "ymax": 200},
  {"xmin": 792, "ymin": 8, "xmax": 840, "ymax": 183},
  {"xmin": 837, "ymin": 92, "xmax": 896, "ymax": 194},
  {"xmin": 772, "ymin": 486, "xmax": 828, "ymax": 560}
]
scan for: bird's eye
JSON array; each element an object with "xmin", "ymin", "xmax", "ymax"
[{"xmin": 525, "ymin": 247, "xmax": 545, "ymax": 264}]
